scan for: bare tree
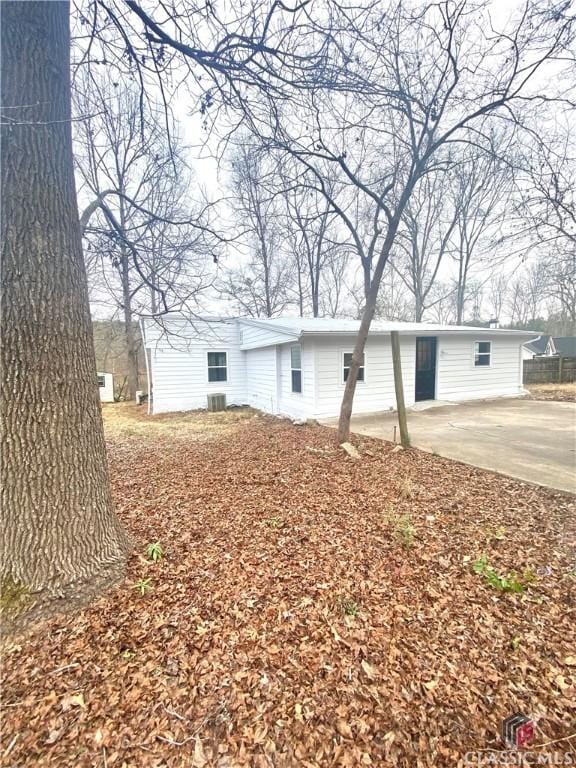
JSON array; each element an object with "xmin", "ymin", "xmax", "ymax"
[
  {"xmin": 246, "ymin": 2, "xmax": 574, "ymax": 440},
  {"xmin": 450, "ymin": 147, "xmax": 516, "ymax": 323},
  {"xmin": 320, "ymin": 247, "xmax": 353, "ymax": 318},
  {"xmin": 550, "ymin": 252, "xmax": 576, "ymax": 325},
  {"xmin": 280, "ymin": 168, "xmax": 345, "ymax": 317},
  {"xmin": 375, "ymin": 265, "xmax": 415, "ymax": 321},
  {"xmin": 522, "ymin": 135, "xmax": 576, "ymax": 326},
  {"xmin": 487, "ymin": 273, "xmax": 509, "ymax": 322},
  {"xmin": 507, "ymin": 262, "xmax": 547, "ymax": 326},
  {"xmin": 221, "ymin": 141, "xmax": 294, "ymax": 317},
  {"xmin": 75, "ymin": 76, "xmax": 217, "ymax": 398},
  {"xmin": 392, "ymin": 169, "xmax": 459, "ymax": 322}
]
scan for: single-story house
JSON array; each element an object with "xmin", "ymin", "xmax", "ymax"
[
  {"xmin": 547, "ymin": 336, "xmax": 576, "ymax": 357},
  {"xmin": 141, "ymin": 315, "xmax": 536, "ymax": 420},
  {"xmin": 522, "ymin": 335, "xmax": 576, "ymax": 359},
  {"xmin": 97, "ymin": 371, "xmax": 115, "ymax": 403},
  {"xmin": 522, "ymin": 334, "xmax": 550, "ymax": 360}
]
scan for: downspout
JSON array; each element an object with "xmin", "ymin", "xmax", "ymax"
[{"xmin": 139, "ymin": 317, "xmax": 152, "ymax": 415}]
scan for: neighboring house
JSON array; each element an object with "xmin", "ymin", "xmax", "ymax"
[
  {"xmin": 546, "ymin": 336, "xmax": 576, "ymax": 357},
  {"xmin": 522, "ymin": 334, "xmax": 550, "ymax": 360},
  {"xmin": 141, "ymin": 316, "xmax": 536, "ymax": 420},
  {"xmin": 97, "ymin": 372, "xmax": 115, "ymax": 403}
]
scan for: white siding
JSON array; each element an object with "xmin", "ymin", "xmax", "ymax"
[
  {"xmin": 147, "ymin": 319, "xmax": 247, "ymax": 414},
  {"xmin": 98, "ymin": 372, "xmax": 114, "ymax": 403},
  {"xmin": 244, "ymin": 347, "xmax": 278, "ymax": 413},
  {"xmin": 238, "ymin": 320, "xmax": 298, "ymax": 350},
  {"xmin": 311, "ymin": 335, "xmax": 416, "ymax": 419},
  {"xmin": 436, "ymin": 334, "xmax": 524, "ymax": 401},
  {"xmin": 277, "ymin": 340, "xmax": 316, "ymax": 419},
  {"xmin": 143, "ymin": 315, "xmax": 527, "ymax": 419},
  {"xmin": 311, "ymin": 333, "xmax": 525, "ymax": 418}
]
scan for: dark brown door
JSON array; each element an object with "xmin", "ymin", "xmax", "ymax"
[{"xmin": 415, "ymin": 337, "xmax": 437, "ymax": 401}]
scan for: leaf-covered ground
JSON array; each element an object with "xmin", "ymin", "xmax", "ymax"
[
  {"xmin": 528, "ymin": 383, "xmax": 576, "ymax": 402},
  {"xmin": 2, "ymin": 406, "xmax": 575, "ymax": 767}
]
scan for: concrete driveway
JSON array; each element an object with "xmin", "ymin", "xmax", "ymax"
[{"xmin": 322, "ymin": 398, "xmax": 576, "ymax": 493}]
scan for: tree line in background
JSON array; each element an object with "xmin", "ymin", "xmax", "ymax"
[{"xmin": 222, "ymin": 131, "xmax": 575, "ymax": 336}]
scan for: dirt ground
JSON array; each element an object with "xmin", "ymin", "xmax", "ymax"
[
  {"xmin": 527, "ymin": 383, "xmax": 576, "ymax": 402},
  {"xmin": 2, "ymin": 405, "xmax": 575, "ymax": 767}
]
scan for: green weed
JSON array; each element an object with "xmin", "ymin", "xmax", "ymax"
[
  {"xmin": 384, "ymin": 505, "xmax": 416, "ymax": 549},
  {"xmin": 337, "ymin": 595, "xmax": 359, "ymax": 617},
  {"xmin": 472, "ymin": 556, "xmax": 534, "ymax": 593},
  {"xmin": 133, "ymin": 578, "xmax": 153, "ymax": 596},
  {"xmin": 146, "ymin": 542, "xmax": 164, "ymax": 562},
  {"xmin": 263, "ymin": 517, "xmax": 283, "ymax": 529}
]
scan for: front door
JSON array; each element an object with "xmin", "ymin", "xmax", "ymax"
[{"xmin": 415, "ymin": 337, "xmax": 437, "ymax": 401}]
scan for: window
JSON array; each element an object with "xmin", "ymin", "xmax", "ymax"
[
  {"xmin": 343, "ymin": 352, "xmax": 365, "ymax": 382},
  {"xmin": 290, "ymin": 345, "xmax": 302, "ymax": 393},
  {"xmin": 474, "ymin": 341, "xmax": 491, "ymax": 367},
  {"xmin": 97, "ymin": 375, "xmax": 105, "ymax": 388},
  {"xmin": 207, "ymin": 351, "xmax": 227, "ymax": 382}
]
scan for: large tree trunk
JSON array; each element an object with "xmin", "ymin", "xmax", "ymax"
[{"xmin": 0, "ymin": 1, "xmax": 129, "ymax": 633}]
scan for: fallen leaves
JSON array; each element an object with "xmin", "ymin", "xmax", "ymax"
[
  {"xmin": 2, "ymin": 407, "xmax": 575, "ymax": 767},
  {"xmin": 360, "ymin": 659, "xmax": 379, "ymax": 681},
  {"xmin": 61, "ymin": 693, "xmax": 86, "ymax": 712}
]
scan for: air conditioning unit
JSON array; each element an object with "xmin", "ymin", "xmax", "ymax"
[{"xmin": 207, "ymin": 393, "xmax": 226, "ymax": 412}]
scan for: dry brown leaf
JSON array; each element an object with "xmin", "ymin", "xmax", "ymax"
[
  {"xmin": 336, "ymin": 719, "xmax": 353, "ymax": 739},
  {"xmin": 360, "ymin": 660, "xmax": 379, "ymax": 680},
  {"xmin": 191, "ymin": 735, "xmax": 207, "ymax": 767},
  {"xmin": 61, "ymin": 693, "xmax": 85, "ymax": 711}
]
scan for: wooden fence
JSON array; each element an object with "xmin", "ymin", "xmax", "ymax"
[{"xmin": 523, "ymin": 356, "xmax": 576, "ymax": 384}]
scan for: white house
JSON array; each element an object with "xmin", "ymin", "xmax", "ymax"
[
  {"xmin": 141, "ymin": 316, "xmax": 536, "ymax": 420},
  {"xmin": 97, "ymin": 372, "xmax": 115, "ymax": 403},
  {"xmin": 522, "ymin": 334, "xmax": 550, "ymax": 360}
]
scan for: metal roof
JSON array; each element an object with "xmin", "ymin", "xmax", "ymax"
[{"xmin": 240, "ymin": 316, "xmax": 537, "ymax": 337}]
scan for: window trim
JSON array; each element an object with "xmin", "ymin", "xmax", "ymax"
[
  {"xmin": 290, "ymin": 344, "xmax": 302, "ymax": 394},
  {"xmin": 97, "ymin": 374, "xmax": 106, "ymax": 388},
  {"xmin": 342, "ymin": 351, "xmax": 366, "ymax": 384},
  {"xmin": 206, "ymin": 350, "xmax": 228, "ymax": 383},
  {"xmin": 473, "ymin": 340, "xmax": 492, "ymax": 368}
]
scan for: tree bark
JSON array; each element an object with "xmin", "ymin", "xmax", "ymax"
[
  {"xmin": 0, "ymin": 1, "xmax": 129, "ymax": 633},
  {"xmin": 390, "ymin": 332, "xmax": 410, "ymax": 448},
  {"xmin": 337, "ymin": 216, "xmax": 403, "ymax": 443},
  {"xmin": 122, "ymin": 270, "xmax": 139, "ymax": 400},
  {"xmin": 119, "ymin": 250, "xmax": 139, "ymax": 400}
]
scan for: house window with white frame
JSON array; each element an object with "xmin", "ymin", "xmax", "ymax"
[
  {"xmin": 290, "ymin": 345, "xmax": 302, "ymax": 393},
  {"xmin": 474, "ymin": 341, "xmax": 491, "ymax": 367},
  {"xmin": 207, "ymin": 351, "xmax": 227, "ymax": 382},
  {"xmin": 343, "ymin": 352, "xmax": 365, "ymax": 382}
]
